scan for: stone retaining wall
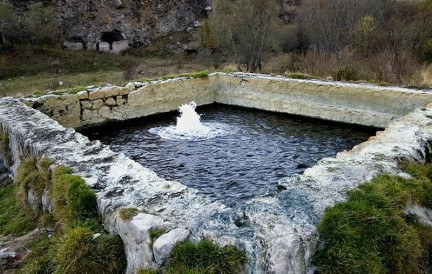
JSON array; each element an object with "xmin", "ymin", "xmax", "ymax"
[
  {"xmin": 2, "ymin": 98, "xmax": 432, "ymax": 273},
  {"xmin": 22, "ymin": 73, "xmax": 432, "ymax": 130},
  {"xmin": 3, "ymin": 74, "xmax": 432, "ymax": 273}
]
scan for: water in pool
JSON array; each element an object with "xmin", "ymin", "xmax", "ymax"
[{"xmin": 85, "ymin": 103, "xmax": 375, "ymax": 206}]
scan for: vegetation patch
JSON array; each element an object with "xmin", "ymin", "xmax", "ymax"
[
  {"xmin": 1, "ymin": 157, "xmax": 127, "ymax": 273},
  {"xmin": 313, "ymin": 162, "xmax": 432, "ymax": 274},
  {"xmin": 118, "ymin": 207, "xmax": 139, "ymax": 221},
  {"xmin": 56, "ymin": 226, "xmax": 126, "ymax": 274},
  {"xmin": 0, "ymin": 131, "xmax": 12, "ymax": 167},
  {"xmin": 162, "ymin": 239, "xmax": 246, "ymax": 274},
  {"xmin": 159, "ymin": 70, "xmax": 209, "ymax": 81},
  {"xmin": 332, "ymin": 65, "xmax": 358, "ymax": 81},
  {"xmin": 148, "ymin": 227, "xmax": 166, "ymax": 247},
  {"xmin": 0, "ymin": 183, "xmax": 36, "ymax": 236}
]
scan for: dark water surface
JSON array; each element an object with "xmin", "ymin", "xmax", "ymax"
[{"xmin": 83, "ymin": 104, "xmax": 375, "ymax": 206}]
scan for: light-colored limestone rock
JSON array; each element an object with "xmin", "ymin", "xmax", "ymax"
[
  {"xmin": 77, "ymin": 90, "xmax": 88, "ymax": 100},
  {"xmin": 88, "ymin": 91, "xmax": 104, "ymax": 100},
  {"xmin": 115, "ymin": 213, "xmax": 171, "ymax": 271},
  {"xmin": 27, "ymin": 188, "xmax": 41, "ymax": 212},
  {"xmin": 112, "ymin": 40, "xmax": 129, "ymax": 54},
  {"xmin": 92, "ymin": 99, "xmax": 104, "ymax": 110},
  {"xmin": 81, "ymin": 100, "xmax": 92, "ymax": 110},
  {"xmin": 405, "ymin": 205, "xmax": 432, "ymax": 227},
  {"xmin": 153, "ymin": 228, "xmax": 190, "ymax": 265},
  {"xmin": 125, "ymin": 82, "xmax": 135, "ymax": 91},
  {"xmin": 118, "ymin": 87, "xmax": 130, "ymax": 96},
  {"xmin": 87, "ymin": 42, "xmax": 97, "ymax": 51},
  {"xmin": 117, "ymin": 96, "xmax": 126, "ymax": 105},
  {"xmin": 133, "ymin": 82, "xmax": 144, "ymax": 88},
  {"xmin": 105, "ymin": 97, "xmax": 117, "ymax": 106},
  {"xmin": 99, "ymin": 42, "xmax": 110, "ymax": 52},
  {"xmin": 99, "ymin": 106, "xmax": 111, "ymax": 117},
  {"xmin": 63, "ymin": 41, "xmax": 83, "ymax": 50},
  {"xmin": 42, "ymin": 189, "xmax": 52, "ymax": 212}
]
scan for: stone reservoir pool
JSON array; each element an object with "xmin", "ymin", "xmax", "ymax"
[{"xmin": 84, "ymin": 104, "xmax": 375, "ymax": 206}]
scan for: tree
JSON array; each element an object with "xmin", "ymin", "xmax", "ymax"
[
  {"xmin": 0, "ymin": 1, "xmax": 19, "ymax": 48},
  {"xmin": 296, "ymin": 0, "xmax": 395, "ymax": 53},
  {"xmin": 210, "ymin": 0, "xmax": 283, "ymax": 72},
  {"xmin": 24, "ymin": 2, "xmax": 60, "ymax": 45}
]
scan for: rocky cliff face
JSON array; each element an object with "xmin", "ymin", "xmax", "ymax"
[
  {"xmin": 57, "ymin": 0, "xmax": 209, "ymax": 49},
  {"xmin": 7, "ymin": 0, "xmax": 209, "ymax": 50}
]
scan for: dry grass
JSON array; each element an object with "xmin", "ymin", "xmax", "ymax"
[{"xmin": 290, "ymin": 49, "xmax": 430, "ymax": 88}]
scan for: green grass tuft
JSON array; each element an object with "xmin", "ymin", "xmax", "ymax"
[
  {"xmin": 159, "ymin": 70, "xmax": 209, "ymax": 81},
  {"xmin": 19, "ymin": 234, "xmax": 57, "ymax": 273},
  {"xmin": 0, "ymin": 184, "xmax": 36, "ymax": 236},
  {"xmin": 66, "ymin": 85, "xmax": 87, "ymax": 94},
  {"xmin": 313, "ymin": 162, "xmax": 432, "ymax": 274},
  {"xmin": 148, "ymin": 227, "xmax": 166, "ymax": 248},
  {"xmin": 66, "ymin": 175, "xmax": 99, "ymax": 223},
  {"xmin": 118, "ymin": 207, "xmax": 139, "ymax": 221},
  {"xmin": 56, "ymin": 226, "xmax": 126, "ymax": 274},
  {"xmin": 163, "ymin": 239, "xmax": 246, "ymax": 274}
]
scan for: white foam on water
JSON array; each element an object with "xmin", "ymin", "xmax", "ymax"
[{"xmin": 149, "ymin": 101, "xmax": 235, "ymax": 141}]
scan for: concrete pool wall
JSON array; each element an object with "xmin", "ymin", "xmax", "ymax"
[
  {"xmin": 21, "ymin": 73, "xmax": 432, "ymax": 130},
  {"xmin": 1, "ymin": 73, "xmax": 432, "ymax": 273}
]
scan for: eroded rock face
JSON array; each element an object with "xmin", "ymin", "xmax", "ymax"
[
  {"xmin": 56, "ymin": 0, "xmax": 208, "ymax": 49},
  {"xmin": 1, "ymin": 95, "xmax": 432, "ymax": 273}
]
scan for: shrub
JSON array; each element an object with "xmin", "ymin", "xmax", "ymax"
[
  {"xmin": 313, "ymin": 162, "xmax": 432, "ymax": 274},
  {"xmin": 420, "ymin": 38, "xmax": 432, "ymax": 63},
  {"xmin": 163, "ymin": 239, "xmax": 246, "ymax": 274},
  {"xmin": 332, "ymin": 65, "xmax": 358, "ymax": 81}
]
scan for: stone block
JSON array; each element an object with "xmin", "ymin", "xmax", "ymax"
[
  {"xmin": 87, "ymin": 42, "xmax": 97, "ymax": 51},
  {"xmin": 99, "ymin": 42, "xmax": 111, "ymax": 52},
  {"xmin": 117, "ymin": 96, "xmax": 126, "ymax": 105},
  {"xmin": 102, "ymin": 87, "xmax": 121, "ymax": 98},
  {"xmin": 81, "ymin": 100, "xmax": 92, "ymax": 110},
  {"xmin": 105, "ymin": 97, "xmax": 117, "ymax": 106},
  {"xmin": 63, "ymin": 41, "xmax": 83, "ymax": 50},
  {"xmin": 112, "ymin": 40, "xmax": 129, "ymax": 54},
  {"xmin": 99, "ymin": 106, "xmax": 111, "ymax": 117},
  {"xmin": 93, "ymin": 99, "xmax": 104, "ymax": 110},
  {"xmin": 118, "ymin": 87, "xmax": 130, "ymax": 96},
  {"xmin": 77, "ymin": 90, "xmax": 89, "ymax": 100},
  {"xmin": 125, "ymin": 82, "xmax": 135, "ymax": 91},
  {"xmin": 153, "ymin": 228, "xmax": 190, "ymax": 265},
  {"xmin": 88, "ymin": 90, "xmax": 105, "ymax": 100}
]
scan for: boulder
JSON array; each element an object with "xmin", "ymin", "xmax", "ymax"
[{"xmin": 153, "ymin": 228, "xmax": 190, "ymax": 265}]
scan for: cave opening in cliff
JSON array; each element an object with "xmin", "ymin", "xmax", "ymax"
[{"xmin": 101, "ymin": 30, "xmax": 125, "ymax": 50}]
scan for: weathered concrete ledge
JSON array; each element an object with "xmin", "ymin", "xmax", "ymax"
[
  {"xmin": 21, "ymin": 73, "xmax": 432, "ymax": 129},
  {"xmin": 2, "ymin": 96, "xmax": 432, "ymax": 273}
]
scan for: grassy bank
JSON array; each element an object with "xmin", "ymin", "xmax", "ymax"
[
  {"xmin": 0, "ymin": 157, "xmax": 126, "ymax": 273},
  {"xmin": 314, "ymin": 162, "xmax": 432, "ymax": 274}
]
